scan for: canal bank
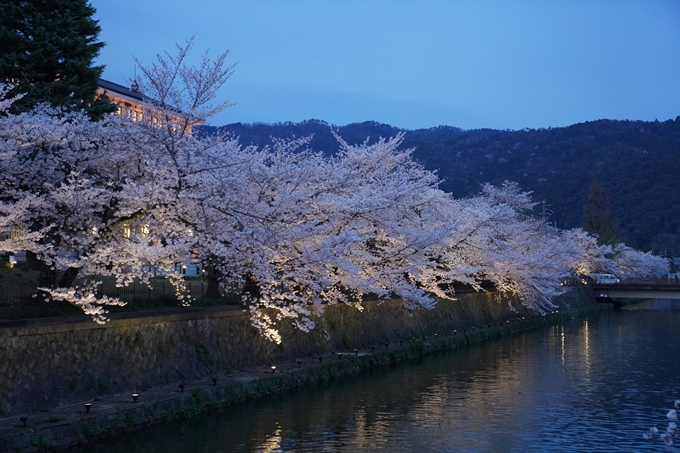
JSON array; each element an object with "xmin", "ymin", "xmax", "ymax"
[{"xmin": 0, "ymin": 288, "xmax": 606, "ymax": 452}]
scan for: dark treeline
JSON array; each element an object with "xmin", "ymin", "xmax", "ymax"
[{"xmin": 197, "ymin": 117, "xmax": 680, "ymax": 255}]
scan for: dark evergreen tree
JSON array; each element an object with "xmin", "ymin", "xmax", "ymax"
[
  {"xmin": 0, "ymin": 0, "xmax": 116, "ymax": 118},
  {"xmin": 583, "ymin": 181, "xmax": 619, "ymax": 246},
  {"xmin": 1, "ymin": 0, "xmax": 116, "ymax": 287}
]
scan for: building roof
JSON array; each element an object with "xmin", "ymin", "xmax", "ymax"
[
  {"xmin": 98, "ymin": 78, "xmax": 200, "ymax": 126},
  {"xmin": 98, "ymin": 78, "xmax": 144, "ymax": 102}
]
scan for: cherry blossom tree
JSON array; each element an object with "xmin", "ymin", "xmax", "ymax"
[
  {"xmin": 132, "ymin": 36, "xmax": 235, "ymax": 137},
  {"xmin": 0, "ymin": 84, "xmax": 651, "ymax": 334},
  {"xmin": 559, "ymin": 228, "xmax": 617, "ymax": 276},
  {"xmin": 1, "ymin": 40, "xmax": 668, "ymax": 338},
  {"xmin": 181, "ymin": 132, "xmax": 468, "ymax": 342},
  {"xmin": 435, "ymin": 182, "xmax": 577, "ymax": 312},
  {"xmin": 611, "ymin": 244, "xmax": 669, "ymax": 278},
  {"xmin": 0, "ymin": 99, "xmax": 185, "ymax": 320},
  {"xmin": 0, "ymin": 40, "xmax": 237, "ymax": 321}
]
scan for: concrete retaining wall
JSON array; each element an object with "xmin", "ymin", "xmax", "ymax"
[{"xmin": 0, "ymin": 289, "xmax": 596, "ymax": 417}]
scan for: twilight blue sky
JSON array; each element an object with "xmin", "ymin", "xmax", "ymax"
[{"xmin": 92, "ymin": 1, "xmax": 680, "ymax": 130}]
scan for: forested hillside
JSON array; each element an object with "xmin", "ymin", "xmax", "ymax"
[{"xmin": 197, "ymin": 117, "xmax": 680, "ymax": 254}]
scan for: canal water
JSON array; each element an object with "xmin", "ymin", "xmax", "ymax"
[{"xmin": 77, "ymin": 301, "xmax": 680, "ymax": 452}]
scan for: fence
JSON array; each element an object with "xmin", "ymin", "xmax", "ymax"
[
  {"xmin": 96, "ymin": 281, "xmax": 216, "ymax": 303},
  {"xmin": 631, "ymin": 277, "xmax": 680, "ymax": 285},
  {"xmin": 0, "ymin": 281, "xmax": 239, "ymax": 320}
]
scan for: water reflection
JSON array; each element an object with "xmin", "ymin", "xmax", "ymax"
[{"xmin": 72, "ymin": 305, "xmax": 680, "ymax": 453}]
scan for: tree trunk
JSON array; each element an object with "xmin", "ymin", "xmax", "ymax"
[
  {"xmin": 242, "ymin": 274, "xmax": 261, "ymax": 299},
  {"xmin": 206, "ymin": 279, "xmax": 221, "ymax": 298},
  {"xmin": 205, "ymin": 263, "xmax": 222, "ymax": 298},
  {"xmin": 58, "ymin": 266, "xmax": 81, "ymax": 288},
  {"xmin": 38, "ymin": 261, "xmax": 56, "ymax": 289},
  {"xmin": 27, "ymin": 253, "xmax": 57, "ymax": 300},
  {"xmin": 25, "ymin": 251, "xmax": 42, "ymax": 271}
]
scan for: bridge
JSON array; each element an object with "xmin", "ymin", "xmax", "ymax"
[{"xmin": 592, "ymin": 278, "xmax": 680, "ymax": 300}]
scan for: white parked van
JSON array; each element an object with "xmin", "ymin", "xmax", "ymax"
[{"xmin": 591, "ymin": 273, "xmax": 620, "ymax": 284}]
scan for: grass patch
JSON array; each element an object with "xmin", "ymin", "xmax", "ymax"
[{"xmin": 30, "ymin": 434, "xmax": 52, "ymax": 450}]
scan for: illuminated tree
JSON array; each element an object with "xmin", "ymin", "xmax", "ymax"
[
  {"xmin": 612, "ymin": 244, "xmax": 668, "ymax": 278},
  {"xmin": 0, "ymin": 40, "xmax": 236, "ymax": 321},
  {"xmin": 0, "ymin": 41, "xmax": 665, "ymax": 339}
]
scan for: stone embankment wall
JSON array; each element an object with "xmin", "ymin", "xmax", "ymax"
[{"xmin": 0, "ymin": 289, "xmax": 596, "ymax": 417}]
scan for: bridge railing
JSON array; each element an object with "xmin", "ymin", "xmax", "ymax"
[{"xmin": 594, "ymin": 277, "xmax": 680, "ymax": 288}]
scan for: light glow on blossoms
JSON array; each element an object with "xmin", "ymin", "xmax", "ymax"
[{"xmin": 0, "ymin": 43, "xmax": 669, "ymax": 342}]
